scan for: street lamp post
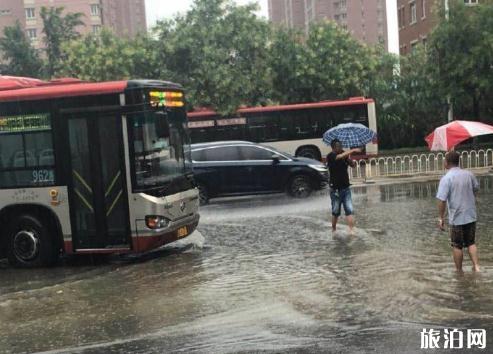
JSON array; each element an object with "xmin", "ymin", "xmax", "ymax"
[{"xmin": 445, "ymin": 0, "xmax": 453, "ymax": 122}]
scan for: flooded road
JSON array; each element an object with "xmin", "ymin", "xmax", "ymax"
[{"xmin": 1, "ymin": 178, "xmax": 493, "ymax": 353}]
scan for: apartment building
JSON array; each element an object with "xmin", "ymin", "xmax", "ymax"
[
  {"xmin": 268, "ymin": 0, "xmax": 390, "ymax": 50},
  {"xmin": 0, "ymin": 0, "xmax": 146, "ymax": 49},
  {"xmin": 398, "ymin": 0, "xmax": 480, "ymax": 55}
]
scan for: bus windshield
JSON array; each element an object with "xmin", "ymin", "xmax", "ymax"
[{"xmin": 129, "ymin": 109, "xmax": 191, "ymax": 189}]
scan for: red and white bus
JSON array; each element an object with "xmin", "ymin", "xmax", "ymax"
[
  {"xmin": 187, "ymin": 97, "xmax": 378, "ymax": 160},
  {"xmin": 0, "ymin": 76, "xmax": 199, "ymax": 267}
]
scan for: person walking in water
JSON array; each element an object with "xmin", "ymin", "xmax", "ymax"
[
  {"xmin": 326, "ymin": 139, "xmax": 361, "ymax": 234},
  {"xmin": 436, "ymin": 151, "xmax": 480, "ymax": 272}
]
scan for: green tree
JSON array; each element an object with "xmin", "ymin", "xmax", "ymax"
[
  {"xmin": 59, "ymin": 30, "xmax": 164, "ymax": 81},
  {"xmin": 268, "ymin": 27, "xmax": 310, "ymax": 103},
  {"xmin": 301, "ymin": 22, "xmax": 375, "ymax": 101},
  {"xmin": 0, "ymin": 21, "xmax": 42, "ymax": 77},
  {"xmin": 377, "ymin": 48, "xmax": 444, "ymax": 148},
  {"xmin": 269, "ymin": 22, "xmax": 378, "ymax": 104},
  {"xmin": 428, "ymin": 0, "xmax": 493, "ymax": 121},
  {"xmin": 153, "ymin": 0, "xmax": 272, "ymax": 113},
  {"xmin": 40, "ymin": 6, "xmax": 84, "ymax": 77}
]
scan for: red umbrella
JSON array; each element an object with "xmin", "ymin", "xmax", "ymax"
[{"xmin": 425, "ymin": 120, "xmax": 493, "ymax": 151}]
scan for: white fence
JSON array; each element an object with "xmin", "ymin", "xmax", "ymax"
[{"xmin": 349, "ymin": 149, "xmax": 493, "ymax": 179}]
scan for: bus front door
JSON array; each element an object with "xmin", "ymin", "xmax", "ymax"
[{"xmin": 67, "ymin": 115, "xmax": 131, "ymax": 251}]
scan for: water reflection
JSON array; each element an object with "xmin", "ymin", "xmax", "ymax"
[{"xmin": 0, "ymin": 178, "xmax": 492, "ymax": 353}]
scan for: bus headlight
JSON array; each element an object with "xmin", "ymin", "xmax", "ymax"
[
  {"xmin": 145, "ymin": 215, "xmax": 170, "ymax": 229},
  {"xmin": 308, "ymin": 164, "xmax": 328, "ymax": 173}
]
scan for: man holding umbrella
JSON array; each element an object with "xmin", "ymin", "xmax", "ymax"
[
  {"xmin": 326, "ymin": 139, "xmax": 361, "ymax": 234},
  {"xmin": 323, "ymin": 123, "xmax": 376, "ymax": 235}
]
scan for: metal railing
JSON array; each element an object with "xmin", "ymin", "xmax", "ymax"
[{"xmin": 349, "ymin": 149, "xmax": 493, "ymax": 179}]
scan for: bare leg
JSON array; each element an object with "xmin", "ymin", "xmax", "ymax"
[
  {"xmin": 332, "ymin": 215, "xmax": 338, "ymax": 232},
  {"xmin": 467, "ymin": 244, "xmax": 480, "ymax": 272},
  {"xmin": 452, "ymin": 247, "xmax": 464, "ymax": 273},
  {"xmin": 347, "ymin": 215, "xmax": 355, "ymax": 235}
]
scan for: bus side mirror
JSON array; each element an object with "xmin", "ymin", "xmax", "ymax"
[{"xmin": 271, "ymin": 154, "xmax": 281, "ymax": 164}]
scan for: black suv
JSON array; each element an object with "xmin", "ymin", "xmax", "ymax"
[{"xmin": 191, "ymin": 141, "xmax": 328, "ymax": 205}]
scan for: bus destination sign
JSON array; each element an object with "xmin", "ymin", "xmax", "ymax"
[{"xmin": 0, "ymin": 114, "xmax": 51, "ymax": 133}]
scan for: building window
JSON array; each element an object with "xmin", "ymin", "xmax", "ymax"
[
  {"xmin": 410, "ymin": 2, "xmax": 417, "ymax": 24},
  {"xmin": 334, "ymin": 0, "xmax": 346, "ymax": 12},
  {"xmin": 92, "ymin": 25, "xmax": 101, "ymax": 34},
  {"xmin": 422, "ymin": 36, "xmax": 427, "ymax": 49},
  {"xmin": 399, "ymin": 6, "xmax": 406, "ymax": 29},
  {"xmin": 25, "ymin": 8, "xmax": 35, "ymax": 19},
  {"xmin": 411, "ymin": 40, "xmax": 419, "ymax": 53},
  {"xmin": 0, "ymin": 9, "xmax": 12, "ymax": 16},
  {"xmin": 90, "ymin": 4, "xmax": 100, "ymax": 16},
  {"xmin": 26, "ymin": 28, "xmax": 37, "ymax": 40},
  {"xmin": 421, "ymin": 0, "xmax": 426, "ymax": 18},
  {"xmin": 464, "ymin": 0, "xmax": 478, "ymax": 5}
]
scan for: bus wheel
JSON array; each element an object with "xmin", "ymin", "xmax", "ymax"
[
  {"xmin": 288, "ymin": 175, "xmax": 313, "ymax": 198},
  {"xmin": 7, "ymin": 215, "xmax": 59, "ymax": 268},
  {"xmin": 296, "ymin": 147, "xmax": 321, "ymax": 161},
  {"xmin": 197, "ymin": 183, "xmax": 209, "ymax": 206}
]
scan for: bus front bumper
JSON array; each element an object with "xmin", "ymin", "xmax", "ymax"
[{"xmin": 132, "ymin": 213, "xmax": 200, "ymax": 253}]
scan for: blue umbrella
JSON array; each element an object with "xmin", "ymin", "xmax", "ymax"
[{"xmin": 323, "ymin": 123, "xmax": 377, "ymax": 148}]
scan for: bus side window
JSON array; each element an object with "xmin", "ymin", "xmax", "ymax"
[
  {"xmin": 216, "ymin": 125, "xmax": 245, "ymax": 141},
  {"xmin": 0, "ymin": 127, "xmax": 55, "ymax": 188},
  {"xmin": 291, "ymin": 111, "xmax": 311, "ymax": 138},
  {"xmin": 190, "ymin": 128, "xmax": 210, "ymax": 143},
  {"xmin": 226, "ymin": 125, "xmax": 247, "ymax": 141},
  {"xmin": 247, "ymin": 114, "xmax": 278, "ymax": 143},
  {"xmin": 278, "ymin": 112, "xmax": 292, "ymax": 140},
  {"xmin": 312, "ymin": 108, "xmax": 334, "ymax": 135}
]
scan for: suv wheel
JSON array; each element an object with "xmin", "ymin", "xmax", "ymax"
[{"xmin": 288, "ymin": 175, "xmax": 313, "ymax": 198}]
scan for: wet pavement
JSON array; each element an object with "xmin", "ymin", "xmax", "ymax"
[{"xmin": 1, "ymin": 178, "xmax": 493, "ymax": 353}]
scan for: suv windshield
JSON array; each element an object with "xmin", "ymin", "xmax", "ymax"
[{"xmin": 129, "ymin": 109, "xmax": 192, "ymax": 189}]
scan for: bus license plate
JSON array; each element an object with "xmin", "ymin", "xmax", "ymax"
[{"xmin": 177, "ymin": 226, "xmax": 188, "ymax": 238}]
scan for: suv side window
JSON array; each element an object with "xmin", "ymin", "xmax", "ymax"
[
  {"xmin": 191, "ymin": 149, "xmax": 205, "ymax": 161},
  {"xmin": 194, "ymin": 146, "xmax": 241, "ymax": 161},
  {"xmin": 238, "ymin": 146, "xmax": 276, "ymax": 160}
]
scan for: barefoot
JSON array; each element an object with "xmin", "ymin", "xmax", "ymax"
[{"xmin": 472, "ymin": 265, "xmax": 480, "ymax": 272}]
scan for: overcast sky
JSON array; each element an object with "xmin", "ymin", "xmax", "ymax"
[{"xmin": 145, "ymin": 0, "xmax": 268, "ymax": 27}]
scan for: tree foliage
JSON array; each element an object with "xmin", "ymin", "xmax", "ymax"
[
  {"xmin": 0, "ymin": 21, "xmax": 43, "ymax": 77},
  {"xmin": 428, "ymin": 0, "xmax": 493, "ymax": 121},
  {"xmin": 59, "ymin": 30, "xmax": 162, "ymax": 81},
  {"xmin": 377, "ymin": 48, "xmax": 444, "ymax": 148},
  {"xmin": 152, "ymin": 0, "xmax": 272, "ymax": 114},
  {"xmin": 40, "ymin": 6, "xmax": 84, "ymax": 76}
]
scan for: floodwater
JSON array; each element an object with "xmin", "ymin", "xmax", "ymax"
[{"xmin": 1, "ymin": 177, "xmax": 493, "ymax": 353}]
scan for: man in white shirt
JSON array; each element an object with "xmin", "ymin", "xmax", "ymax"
[{"xmin": 436, "ymin": 151, "xmax": 480, "ymax": 273}]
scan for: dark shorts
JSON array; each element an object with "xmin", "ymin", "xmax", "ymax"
[
  {"xmin": 330, "ymin": 187, "xmax": 353, "ymax": 217},
  {"xmin": 450, "ymin": 222, "xmax": 476, "ymax": 249}
]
